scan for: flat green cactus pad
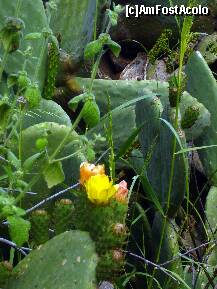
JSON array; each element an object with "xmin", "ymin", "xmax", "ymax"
[{"xmin": 5, "ymin": 231, "xmax": 98, "ymax": 289}]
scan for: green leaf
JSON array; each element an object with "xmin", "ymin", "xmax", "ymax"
[
  {"xmin": 107, "ymin": 9, "xmax": 118, "ymax": 26},
  {"xmin": 82, "ymin": 100, "xmax": 100, "ymax": 128},
  {"xmin": 115, "ymin": 122, "xmax": 144, "ymax": 160},
  {"xmin": 0, "ymin": 195, "xmax": 14, "ymax": 208},
  {"xmin": 175, "ymin": 144, "xmax": 217, "ymax": 155},
  {"xmin": 7, "ymin": 74, "xmax": 18, "ymax": 88},
  {"xmin": 43, "ymin": 161, "xmax": 65, "ymax": 189},
  {"xmin": 24, "ymin": 84, "xmax": 41, "ymax": 109},
  {"xmin": 106, "ymin": 39, "xmax": 121, "ymax": 57},
  {"xmin": 0, "ymin": 102, "xmax": 11, "ymax": 129},
  {"xmin": 68, "ymin": 93, "xmax": 89, "ymax": 112},
  {"xmin": 84, "ymin": 33, "xmax": 111, "ymax": 60},
  {"xmin": 84, "ymin": 39, "xmax": 103, "ymax": 60},
  {"xmin": 23, "ymin": 152, "xmax": 42, "ymax": 171},
  {"xmin": 113, "ymin": 4, "xmax": 124, "ymax": 14},
  {"xmin": 7, "ymin": 216, "xmax": 30, "ymax": 246},
  {"xmin": 24, "ymin": 32, "xmax": 42, "ymax": 40},
  {"xmin": 7, "ymin": 151, "xmax": 21, "ymax": 169},
  {"xmin": 2, "ymin": 205, "xmax": 25, "ymax": 218}
]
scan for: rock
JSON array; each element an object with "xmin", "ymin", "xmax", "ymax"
[
  {"xmin": 112, "ymin": 0, "xmax": 217, "ymax": 49},
  {"xmin": 146, "ymin": 59, "xmax": 170, "ymax": 81},
  {"xmin": 119, "ymin": 52, "xmax": 147, "ymax": 80},
  {"xmin": 98, "ymin": 281, "xmax": 114, "ymax": 289}
]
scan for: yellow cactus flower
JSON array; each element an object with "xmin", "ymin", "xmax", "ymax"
[
  {"xmin": 79, "ymin": 162, "xmax": 105, "ymax": 185},
  {"xmin": 85, "ymin": 174, "xmax": 118, "ymax": 205}
]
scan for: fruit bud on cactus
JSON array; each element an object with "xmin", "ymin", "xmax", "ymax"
[
  {"xmin": 85, "ymin": 174, "xmax": 118, "ymax": 205},
  {"xmin": 79, "ymin": 162, "xmax": 105, "ymax": 185},
  {"xmin": 112, "ymin": 249, "xmax": 124, "ymax": 262},
  {"xmin": 112, "ymin": 223, "xmax": 127, "ymax": 236},
  {"xmin": 0, "ymin": 261, "xmax": 13, "ymax": 287},
  {"xmin": 114, "ymin": 180, "xmax": 128, "ymax": 204}
]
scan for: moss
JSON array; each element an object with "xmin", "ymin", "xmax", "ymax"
[{"xmin": 148, "ymin": 29, "xmax": 172, "ymax": 64}]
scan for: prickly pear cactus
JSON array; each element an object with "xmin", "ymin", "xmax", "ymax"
[
  {"xmin": 0, "ymin": 0, "xmax": 48, "ymax": 89},
  {"xmin": 179, "ymin": 91, "xmax": 211, "ymax": 141},
  {"xmin": 50, "ymin": 0, "xmax": 108, "ymax": 64},
  {"xmin": 0, "ymin": 261, "xmax": 12, "ymax": 287},
  {"xmin": 151, "ymin": 213, "xmax": 183, "ymax": 289},
  {"xmin": 135, "ymin": 93, "xmax": 188, "ymax": 217},
  {"xmin": 10, "ymin": 122, "xmax": 85, "ymax": 207},
  {"xmin": 205, "ymin": 186, "xmax": 217, "ymax": 237},
  {"xmin": 53, "ymin": 199, "xmax": 75, "ymax": 235},
  {"xmin": 5, "ymin": 231, "xmax": 98, "ymax": 289},
  {"xmin": 186, "ymin": 51, "xmax": 217, "ymax": 185},
  {"xmin": 67, "ymin": 77, "xmax": 168, "ymax": 153},
  {"xmin": 29, "ymin": 209, "xmax": 50, "ymax": 246},
  {"xmin": 73, "ymin": 193, "xmax": 128, "ymax": 282},
  {"xmin": 23, "ymin": 99, "xmax": 71, "ymax": 129}
]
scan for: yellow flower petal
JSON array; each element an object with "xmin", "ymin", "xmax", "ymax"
[{"xmin": 85, "ymin": 174, "xmax": 117, "ymax": 205}]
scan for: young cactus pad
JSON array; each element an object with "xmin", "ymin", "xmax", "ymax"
[{"xmin": 5, "ymin": 231, "xmax": 98, "ymax": 289}]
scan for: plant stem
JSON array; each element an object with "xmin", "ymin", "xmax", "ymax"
[
  {"xmin": 148, "ymin": 11, "xmax": 192, "ymax": 289},
  {"xmin": 89, "ymin": 50, "xmax": 105, "ymax": 92},
  {"xmin": 50, "ymin": 148, "xmax": 84, "ymax": 163},
  {"xmin": 18, "ymin": 106, "xmax": 24, "ymax": 162},
  {"xmin": 49, "ymin": 107, "xmax": 84, "ymax": 162},
  {"xmin": 0, "ymin": 49, "xmax": 9, "ymax": 83},
  {"xmin": 9, "ymin": 248, "xmax": 15, "ymax": 265},
  {"xmin": 15, "ymin": 0, "xmax": 23, "ymax": 17}
]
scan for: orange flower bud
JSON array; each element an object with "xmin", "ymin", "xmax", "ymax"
[
  {"xmin": 114, "ymin": 180, "xmax": 128, "ymax": 204},
  {"xmin": 79, "ymin": 162, "xmax": 105, "ymax": 185}
]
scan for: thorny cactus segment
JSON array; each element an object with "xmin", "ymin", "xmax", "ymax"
[
  {"xmin": 168, "ymin": 73, "xmax": 187, "ymax": 107},
  {"xmin": 0, "ymin": 261, "xmax": 13, "ymax": 287},
  {"xmin": 53, "ymin": 199, "xmax": 75, "ymax": 235},
  {"xmin": 29, "ymin": 209, "xmax": 50, "ymax": 246},
  {"xmin": 74, "ymin": 162, "xmax": 129, "ymax": 281},
  {"xmin": 181, "ymin": 105, "xmax": 200, "ymax": 129}
]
